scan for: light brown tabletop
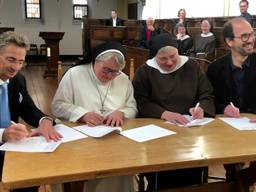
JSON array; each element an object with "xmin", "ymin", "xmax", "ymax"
[{"xmin": 3, "ymin": 114, "xmax": 256, "ymax": 190}]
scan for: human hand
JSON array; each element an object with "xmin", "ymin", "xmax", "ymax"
[
  {"xmin": 189, "ymin": 106, "xmax": 204, "ymax": 120},
  {"xmin": 80, "ymin": 112, "xmax": 104, "ymax": 126},
  {"xmin": 104, "ymin": 110, "xmax": 124, "ymax": 127},
  {"xmin": 224, "ymin": 104, "xmax": 240, "ymax": 118},
  {"xmin": 30, "ymin": 118, "xmax": 62, "ymax": 142},
  {"xmin": 3, "ymin": 123, "xmax": 29, "ymax": 142},
  {"xmin": 161, "ymin": 111, "xmax": 189, "ymax": 125}
]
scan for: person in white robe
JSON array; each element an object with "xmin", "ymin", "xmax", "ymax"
[{"xmin": 52, "ymin": 42, "xmax": 137, "ymax": 192}]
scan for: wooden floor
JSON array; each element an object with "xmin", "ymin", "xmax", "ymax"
[{"xmin": 21, "ymin": 65, "xmax": 256, "ymax": 192}]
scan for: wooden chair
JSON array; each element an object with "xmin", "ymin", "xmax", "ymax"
[
  {"xmin": 189, "ymin": 56, "xmax": 211, "ymax": 73},
  {"xmin": 27, "ymin": 44, "xmax": 38, "ymax": 56},
  {"xmin": 129, "ymin": 58, "xmax": 135, "ymax": 80},
  {"xmin": 57, "ymin": 61, "xmax": 63, "ymax": 83},
  {"xmin": 40, "ymin": 44, "xmax": 47, "ymax": 56}
]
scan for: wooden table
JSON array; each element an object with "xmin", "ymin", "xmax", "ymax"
[{"xmin": 2, "ymin": 115, "xmax": 256, "ymax": 191}]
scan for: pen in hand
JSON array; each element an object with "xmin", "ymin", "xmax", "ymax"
[
  {"xmin": 229, "ymin": 102, "xmax": 240, "ymax": 117},
  {"xmin": 10, "ymin": 121, "xmax": 17, "ymax": 125},
  {"xmin": 192, "ymin": 102, "xmax": 201, "ymax": 119},
  {"xmin": 194, "ymin": 102, "xmax": 200, "ymax": 111}
]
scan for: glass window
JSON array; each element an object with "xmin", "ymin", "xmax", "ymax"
[
  {"xmin": 25, "ymin": 0, "xmax": 41, "ymax": 19},
  {"xmin": 73, "ymin": 0, "xmax": 88, "ymax": 20}
]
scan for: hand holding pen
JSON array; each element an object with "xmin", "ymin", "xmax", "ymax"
[
  {"xmin": 224, "ymin": 102, "xmax": 240, "ymax": 118},
  {"xmin": 189, "ymin": 102, "xmax": 204, "ymax": 120},
  {"xmin": 2, "ymin": 121, "xmax": 29, "ymax": 142}
]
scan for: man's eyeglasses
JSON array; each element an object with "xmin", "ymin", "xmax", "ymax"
[
  {"xmin": 101, "ymin": 66, "xmax": 121, "ymax": 76},
  {"xmin": 234, "ymin": 31, "xmax": 256, "ymax": 42},
  {"xmin": 4, "ymin": 56, "xmax": 25, "ymax": 66}
]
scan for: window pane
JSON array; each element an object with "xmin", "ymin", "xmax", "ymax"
[
  {"xmin": 74, "ymin": 5, "xmax": 87, "ymax": 19},
  {"xmin": 26, "ymin": 0, "xmax": 40, "ymax": 18}
]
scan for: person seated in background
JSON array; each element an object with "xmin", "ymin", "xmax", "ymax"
[
  {"xmin": 239, "ymin": 0, "xmax": 253, "ymax": 26},
  {"xmin": 106, "ymin": 9, "xmax": 123, "ymax": 27},
  {"xmin": 133, "ymin": 33, "xmax": 215, "ymax": 191},
  {"xmin": 0, "ymin": 31, "xmax": 61, "ymax": 192},
  {"xmin": 207, "ymin": 17, "xmax": 256, "ymax": 191},
  {"xmin": 52, "ymin": 41, "xmax": 137, "ymax": 192},
  {"xmin": 174, "ymin": 8, "xmax": 188, "ymax": 29},
  {"xmin": 190, "ymin": 19, "xmax": 216, "ymax": 58},
  {"xmin": 175, "ymin": 23, "xmax": 193, "ymax": 55},
  {"xmin": 139, "ymin": 17, "xmax": 160, "ymax": 49}
]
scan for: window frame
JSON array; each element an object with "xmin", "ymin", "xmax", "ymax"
[
  {"xmin": 73, "ymin": 1, "xmax": 88, "ymax": 20},
  {"xmin": 24, "ymin": 0, "xmax": 42, "ymax": 19}
]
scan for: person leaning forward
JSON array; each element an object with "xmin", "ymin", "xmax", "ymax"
[
  {"xmin": 132, "ymin": 33, "xmax": 215, "ymax": 191},
  {"xmin": 207, "ymin": 17, "xmax": 256, "ymax": 191},
  {"xmin": 0, "ymin": 32, "xmax": 62, "ymax": 192},
  {"xmin": 52, "ymin": 41, "xmax": 137, "ymax": 192}
]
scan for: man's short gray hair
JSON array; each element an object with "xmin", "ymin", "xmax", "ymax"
[
  {"xmin": 95, "ymin": 51, "xmax": 126, "ymax": 70},
  {"xmin": 0, "ymin": 31, "xmax": 30, "ymax": 53}
]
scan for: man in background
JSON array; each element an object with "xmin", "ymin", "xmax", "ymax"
[
  {"xmin": 106, "ymin": 9, "xmax": 123, "ymax": 27},
  {"xmin": 239, "ymin": 0, "xmax": 253, "ymax": 26}
]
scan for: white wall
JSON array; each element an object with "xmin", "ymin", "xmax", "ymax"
[{"xmin": 0, "ymin": 0, "xmax": 119, "ymax": 55}]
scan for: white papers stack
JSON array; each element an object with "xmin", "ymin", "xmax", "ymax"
[
  {"xmin": 166, "ymin": 115, "xmax": 214, "ymax": 127},
  {"xmin": 0, "ymin": 136, "xmax": 61, "ymax": 152},
  {"xmin": 120, "ymin": 124, "xmax": 176, "ymax": 142},
  {"xmin": 219, "ymin": 117, "xmax": 256, "ymax": 130},
  {"xmin": 73, "ymin": 125, "xmax": 122, "ymax": 138},
  {"xmin": 54, "ymin": 124, "xmax": 88, "ymax": 143}
]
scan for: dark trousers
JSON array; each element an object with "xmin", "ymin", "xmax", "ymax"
[
  {"xmin": 224, "ymin": 163, "xmax": 244, "ymax": 182},
  {"xmin": 143, "ymin": 167, "xmax": 207, "ymax": 191},
  {"xmin": 0, "ymin": 154, "xmax": 38, "ymax": 192}
]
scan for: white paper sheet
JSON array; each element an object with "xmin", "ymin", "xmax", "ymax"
[
  {"xmin": 219, "ymin": 117, "xmax": 256, "ymax": 130},
  {"xmin": 73, "ymin": 125, "xmax": 122, "ymax": 138},
  {"xmin": 0, "ymin": 136, "xmax": 61, "ymax": 152},
  {"xmin": 120, "ymin": 124, "xmax": 176, "ymax": 142},
  {"xmin": 54, "ymin": 124, "xmax": 88, "ymax": 143},
  {"xmin": 166, "ymin": 115, "xmax": 214, "ymax": 127}
]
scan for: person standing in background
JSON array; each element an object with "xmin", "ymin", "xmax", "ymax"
[
  {"xmin": 239, "ymin": 0, "xmax": 253, "ymax": 26},
  {"xmin": 139, "ymin": 17, "xmax": 160, "ymax": 49}
]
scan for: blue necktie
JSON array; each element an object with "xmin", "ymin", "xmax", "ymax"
[{"xmin": 0, "ymin": 83, "xmax": 11, "ymax": 128}]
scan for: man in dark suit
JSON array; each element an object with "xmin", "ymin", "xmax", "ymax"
[
  {"xmin": 207, "ymin": 17, "xmax": 256, "ymax": 191},
  {"xmin": 106, "ymin": 9, "xmax": 123, "ymax": 27},
  {"xmin": 0, "ymin": 31, "xmax": 62, "ymax": 192}
]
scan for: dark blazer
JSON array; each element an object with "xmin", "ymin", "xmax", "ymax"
[
  {"xmin": 8, "ymin": 73, "xmax": 46, "ymax": 127},
  {"xmin": 139, "ymin": 25, "xmax": 160, "ymax": 49},
  {"xmin": 106, "ymin": 17, "xmax": 123, "ymax": 26},
  {"xmin": 207, "ymin": 53, "xmax": 256, "ymax": 114}
]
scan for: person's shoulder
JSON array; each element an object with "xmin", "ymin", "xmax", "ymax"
[
  {"xmin": 208, "ymin": 54, "xmax": 230, "ymax": 70},
  {"xmin": 9, "ymin": 73, "xmax": 26, "ymax": 84}
]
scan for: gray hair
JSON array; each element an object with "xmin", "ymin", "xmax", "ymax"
[
  {"xmin": 95, "ymin": 52, "xmax": 126, "ymax": 70},
  {"xmin": 0, "ymin": 31, "xmax": 30, "ymax": 53},
  {"xmin": 157, "ymin": 46, "xmax": 177, "ymax": 55}
]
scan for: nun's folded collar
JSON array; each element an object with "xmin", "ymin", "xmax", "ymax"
[{"xmin": 146, "ymin": 56, "xmax": 189, "ymax": 74}]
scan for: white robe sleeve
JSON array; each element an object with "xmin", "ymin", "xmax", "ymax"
[
  {"xmin": 119, "ymin": 80, "xmax": 137, "ymax": 119},
  {"xmin": 51, "ymin": 69, "xmax": 89, "ymax": 122}
]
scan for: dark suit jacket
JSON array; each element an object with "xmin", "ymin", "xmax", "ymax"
[
  {"xmin": 106, "ymin": 17, "xmax": 123, "ymax": 26},
  {"xmin": 207, "ymin": 53, "xmax": 256, "ymax": 114},
  {"xmin": 8, "ymin": 73, "xmax": 46, "ymax": 127},
  {"xmin": 139, "ymin": 25, "xmax": 160, "ymax": 49}
]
